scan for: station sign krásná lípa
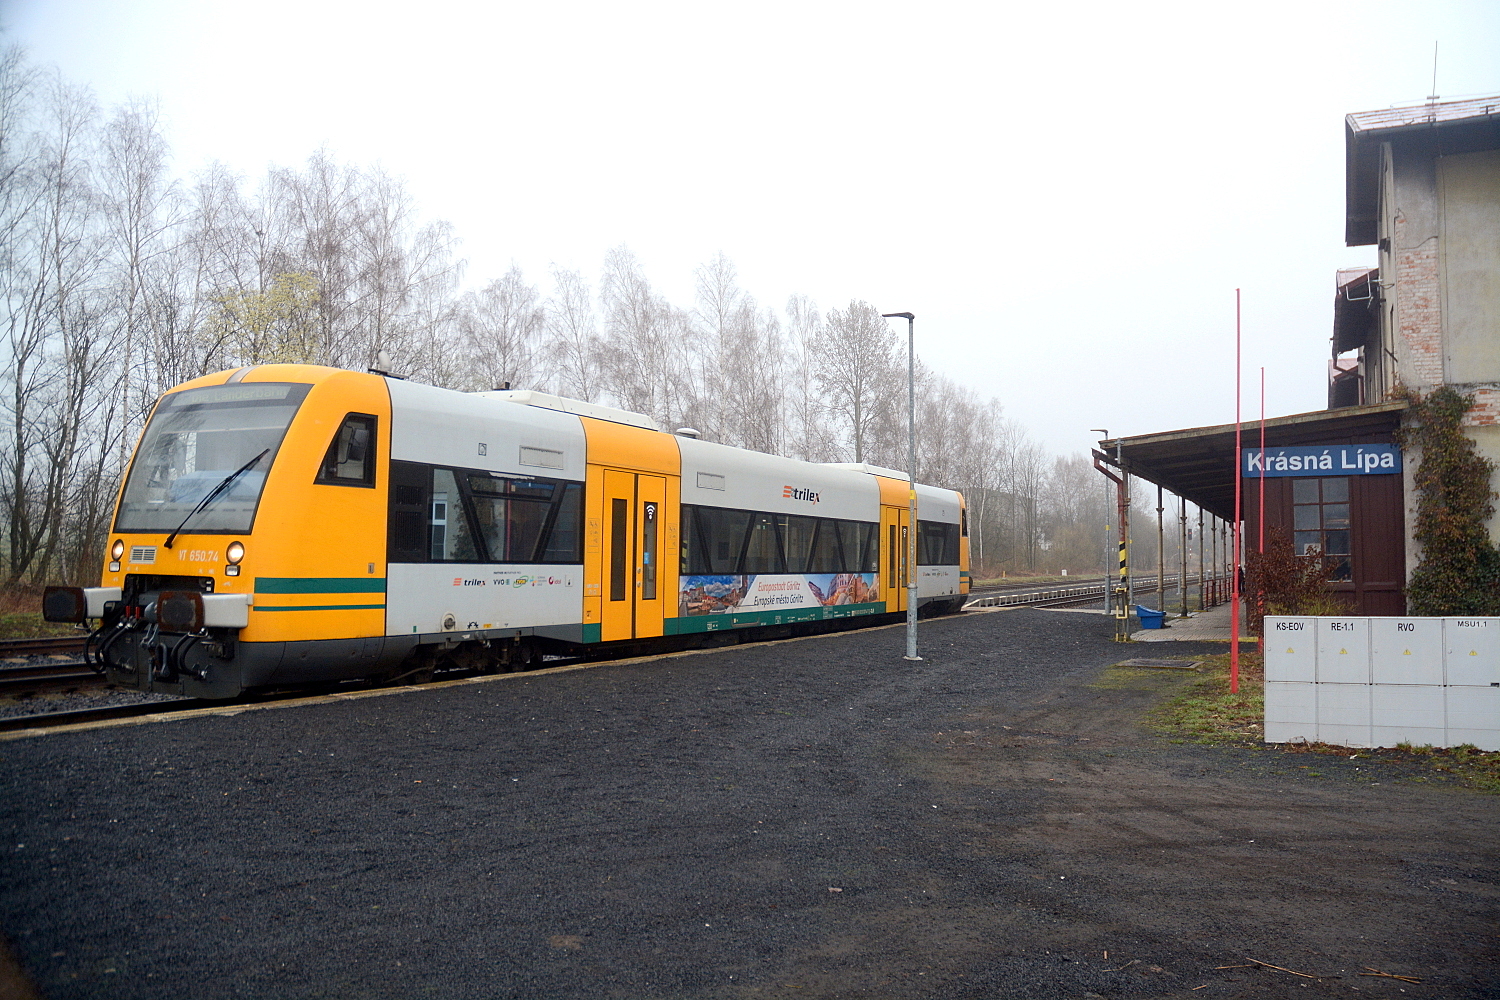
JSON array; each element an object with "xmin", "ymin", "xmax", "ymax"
[{"xmin": 1242, "ymin": 444, "xmax": 1401, "ymax": 477}]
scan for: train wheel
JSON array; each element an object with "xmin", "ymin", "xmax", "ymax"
[{"xmin": 507, "ymin": 640, "xmax": 538, "ymax": 672}]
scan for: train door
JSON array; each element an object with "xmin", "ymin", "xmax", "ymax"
[
  {"xmin": 600, "ymin": 470, "xmax": 667, "ymax": 641},
  {"xmin": 880, "ymin": 505, "xmax": 910, "ymax": 614}
]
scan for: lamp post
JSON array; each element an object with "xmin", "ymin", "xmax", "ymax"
[
  {"xmin": 1091, "ymin": 429, "xmax": 1109, "ymax": 613},
  {"xmin": 882, "ymin": 311, "xmax": 920, "ymax": 661}
]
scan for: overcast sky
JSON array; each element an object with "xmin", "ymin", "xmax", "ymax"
[{"xmin": 5, "ymin": 0, "xmax": 1497, "ymax": 456}]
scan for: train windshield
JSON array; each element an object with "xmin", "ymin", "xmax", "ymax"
[{"xmin": 114, "ymin": 382, "xmax": 312, "ymax": 533}]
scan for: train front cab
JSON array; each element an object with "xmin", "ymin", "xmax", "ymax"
[{"xmin": 54, "ymin": 365, "xmax": 406, "ymax": 699}]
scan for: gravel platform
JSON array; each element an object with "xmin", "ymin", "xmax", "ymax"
[{"xmin": 1, "ymin": 609, "xmax": 1497, "ymax": 999}]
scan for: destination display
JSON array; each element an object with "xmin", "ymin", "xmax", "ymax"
[{"xmin": 1242, "ymin": 444, "xmax": 1401, "ymax": 477}]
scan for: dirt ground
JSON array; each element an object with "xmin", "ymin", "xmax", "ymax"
[{"xmin": 0, "ymin": 608, "xmax": 1496, "ymax": 999}]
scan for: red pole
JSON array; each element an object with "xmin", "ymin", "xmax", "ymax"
[
  {"xmin": 1259, "ymin": 368, "xmax": 1266, "ymax": 556},
  {"xmin": 1231, "ymin": 290, "xmax": 1242, "ymax": 695},
  {"xmin": 1258, "ymin": 367, "xmax": 1267, "ymax": 655}
]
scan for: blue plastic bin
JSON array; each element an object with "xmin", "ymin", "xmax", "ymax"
[{"xmin": 1135, "ymin": 606, "xmax": 1167, "ymax": 629}]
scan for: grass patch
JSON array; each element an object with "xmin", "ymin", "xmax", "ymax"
[
  {"xmin": 1148, "ymin": 650, "xmax": 1264, "ymax": 744},
  {"xmin": 0, "ymin": 612, "xmax": 78, "ymax": 640},
  {"xmin": 1149, "ymin": 648, "xmax": 1500, "ymax": 793}
]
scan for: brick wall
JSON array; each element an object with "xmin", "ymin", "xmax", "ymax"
[
  {"xmin": 1393, "ymin": 209, "xmax": 1444, "ymax": 387},
  {"xmin": 1461, "ymin": 386, "xmax": 1500, "ymax": 428}
]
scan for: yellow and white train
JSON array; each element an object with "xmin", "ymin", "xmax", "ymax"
[{"xmin": 45, "ymin": 365, "xmax": 969, "ymax": 698}]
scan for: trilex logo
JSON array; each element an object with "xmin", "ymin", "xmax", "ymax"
[
  {"xmin": 782, "ymin": 485, "xmax": 820, "ymax": 503},
  {"xmin": 452, "ymin": 578, "xmax": 486, "ymax": 587}
]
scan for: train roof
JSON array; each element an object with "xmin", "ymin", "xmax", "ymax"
[{"xmin": 475, "ymin": 389, "xmax": 663, "ymax": 431}]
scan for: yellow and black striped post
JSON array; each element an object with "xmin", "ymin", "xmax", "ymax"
[{"xmin": 1115, "ymin": 537, "xmax": 1130, "ymax": 641}]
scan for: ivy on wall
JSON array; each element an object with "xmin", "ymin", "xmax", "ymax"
[{"xmin": 1393, "ymin": 385, "xmax": 1500, "ymax": 616}]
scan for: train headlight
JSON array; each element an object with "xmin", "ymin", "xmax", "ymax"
[
  {"xmin": 225, "ymin": 541, "xmax": 244, "ymax": 576},
  {"xmin": 111, "ymin": 539, "xmax": 125, "ymax": 561}
]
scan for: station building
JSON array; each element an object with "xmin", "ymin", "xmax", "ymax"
[{"xmin": 1099, "ymin": 95, "xmax": 1500, "ymax": 616}]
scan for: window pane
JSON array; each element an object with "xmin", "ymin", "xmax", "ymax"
[
  {"xmin": 859, "ymin": 523, "xmax": 880, "ymax": 573},
  {"xmin": 540, "ymin": 483, "xmax": 583, "ymax": 562},
  {"xmin": 1327, "ymin": 555, "xmax": 1352, "ymax": 582},
  {"xmin": 743, "ymin": 513, "xmax": 785, "ymax": 574},
  {"xmin": 1291, "ymin": 479, "xmax": 1320, "ymax": 504},
  {"xmin": 1323, "ymin": 504, "xmax": 1350, "ymax": 528},
  {"xmin": 466, "ymin": 474, "xmax": 549, "ymax": 562},
  {"xmin": 918, "ymin": 520, "xmax": 958, "ymax": 565},
  {"xmin": 1322, "ymin": 477, "xmax": 1349, "ymax": 502},
  {"xmin": 1293, "ymin": 531, "xmax": 1322, "ymax": 555},
  {"xmin": 782, "ymin": 516, "xmax": 817, "ymax": 573},
  {"xmin": 115, "ymin": 383, "xmax": 311, "ymax": 532},
  {"xmin": 431, "ymin": 469, "xmax": 478, "ymax": 561},
  {"xmin": 808, "ymin": 519, "xmax": 845, "ymax": 573},
  {"xmin": 610, "ymin": 498, "xmax": 628, "ymax": 601},
  {"xmin": 641, "ymin": 499, "xmax": 658, "ymax": 600},
  {"xmin": 1293, "ymin": 505, "xmax": 1321, "ymax": 530},
  {"xmin": 317, "ymin": 414, "xmax": 375, "ymax": 485},
  {"xmin": 1323, "ymin": 529, "xmax": 1350, "ymax": 556},
  {"xmin": 696, "ymin": 508, "xmax": 751, "ymax": 574}
]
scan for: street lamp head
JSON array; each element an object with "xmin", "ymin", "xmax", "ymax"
[
  {"xmin": 1091, "ymin": 427, "xmax": 1109, "ymax": 438},
  {"xmin": 881, "ymin": 311, "xmax": 914, "ymax": 320}
]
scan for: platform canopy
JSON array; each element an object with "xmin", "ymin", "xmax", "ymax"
[{"xmin": 1095, "ymin": 401, "xmax": 1406, "ymax": 522}]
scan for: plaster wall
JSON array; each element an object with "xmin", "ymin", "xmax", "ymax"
[
  {"xmin": 1383, "ymin": 143, "xmax": 1500, "ymax": 569},
  {"xmin": 1438, "ymin": 149, "xmax": 1500, "ymax": 385}
]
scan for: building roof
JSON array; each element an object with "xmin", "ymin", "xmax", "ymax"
[
  {"xmin": 1345, "ymin": 93, "xmax": 1500, "ymax": 246},
  {"xmin": 1096, "ymin": 401, "xmax": 1405, "ymax": 521},
  {"xmin": 1346, "ymin": 95, "xmax": 1500, "ymax": 136},
  {"xmin": 1332, "ymin": 267, "xmax": 1378, "ymax": 356}
]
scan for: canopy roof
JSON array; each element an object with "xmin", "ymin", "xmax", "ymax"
[{"xmin": 1096, "ymin": 401, "xmax": 1406, "ymax": 521}]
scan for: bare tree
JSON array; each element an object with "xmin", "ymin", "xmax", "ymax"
[
  {"xmin": 782, "ymin": 294, "xmax": 834, "ymax": 462},
  {"xmin": 812, "ymin": 300, "xmax": 900, "ymax": 464},
  {"xmin": 597, "ymin": 245, "xmax": 694, "ymax": 426},
  {"xmin": 452, "ymin": 264, "xmax": 544, "ymax": 392},
  {"xmin": 543, "ymin": 265, "xmax": 600, "ymax": 401},
  {"xmin": 0, "ymin": 68, "xmax": 119, "ymax": 582}
]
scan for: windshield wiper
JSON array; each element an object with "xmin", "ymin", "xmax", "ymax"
[{"xmin": 162, "ymin": 449, "xmax": 270, "ymax": 550}]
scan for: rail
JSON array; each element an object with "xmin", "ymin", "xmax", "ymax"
[{"xmin": 0, "ymin": 635, "xmax": 87, "ymax": 658}]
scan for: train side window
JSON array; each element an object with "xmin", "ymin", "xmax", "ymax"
[
  {"xmin": 692, "ymin": 507, "xmax": 752, "ymax": 574},
  {"xmin": 431, "ymin": 469, "xmax": 480, "ymax": 561},
  {"xmin": 540, "ymin": 483, "xmax": 583, "ymax": 562},
  {"xmin": 888, "ymin": 525, "xmax": 897, "ymax": 581},
  {"xmin": 807, "ymin": 518, "xmax": 845, "ymax": 573},
  {"xmin": 918, "ymin": 520, "xmax": 960, "ymax": 565},
  {"xmin": 862, "ymin": 523, "xmax": 881, "ymax": 573},
  {"xmin": 742, "ymin": 513, "xmax": 786, "ymax": 574},
  {"xmin": 316, "ymin": 414, "xmax": 377, "ymax": 487},
  {"xmin": 781, "ymin": 515, "xmax": 817, "ymax": 574},
  {"xmin": 609, "ymin": 499, "xmax": 629, "ymax": 601}
]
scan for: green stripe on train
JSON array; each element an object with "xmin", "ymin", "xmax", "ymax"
[
  {"xmin": 255, "ymin": 577, "xmax": 387, "ymax": 594},
  {"xmin": 664, "ymin": 602, "xmax": 885, "ymax": 636},
  {"xmin": 253, "ymin": 604, "xmax": 387, "ymax": 612}
]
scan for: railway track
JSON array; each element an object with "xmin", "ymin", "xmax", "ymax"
[
  {"xmin": 0, "ymin": 634, "xmax": 98, "ymax": 698},
  {"xmin": 2, "ymin": 578, "xmax": 1230, "ymax": 732},
  {"xmin": 0, "ymin": 635, "xmax": 87, "ymax": 658},
  {"xmin": 964, "ymin": 572, "xmax": 1228, "ymax": 611}
]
